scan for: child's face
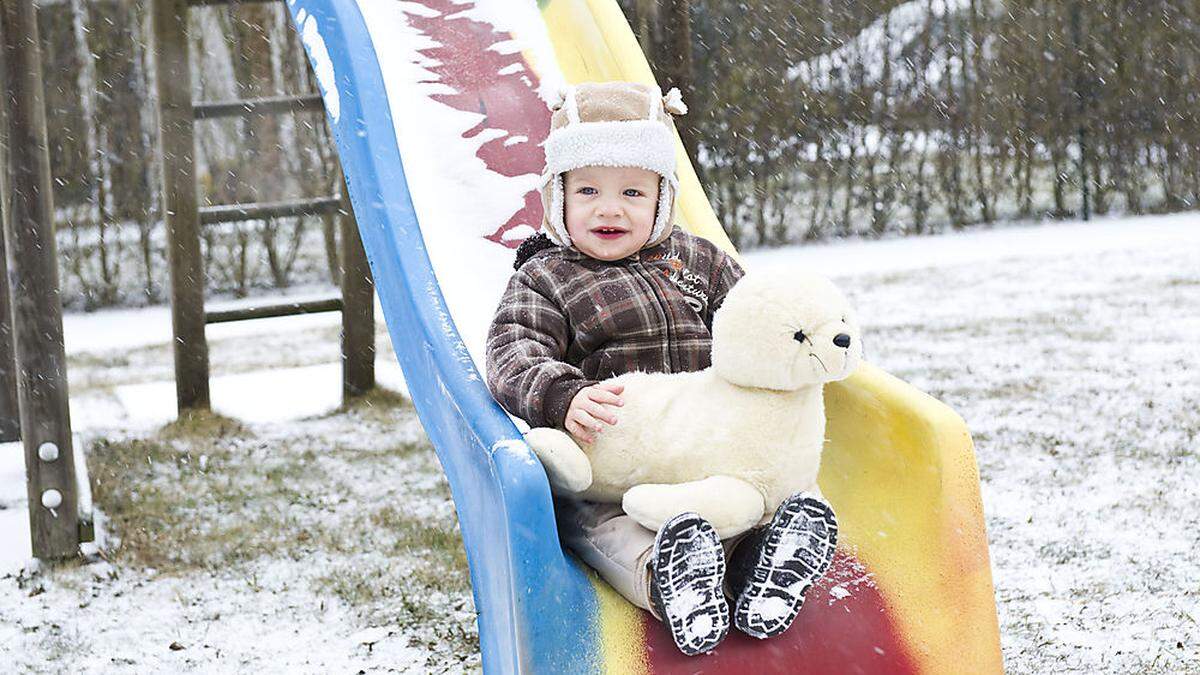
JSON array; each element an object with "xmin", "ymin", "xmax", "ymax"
[{"xmin": 563, "ymin": 166, "xmax": 660, "ymax": 261}]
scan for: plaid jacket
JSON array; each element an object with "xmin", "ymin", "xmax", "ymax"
[{"xmin": 485, "ymin": 226, "xmax": 745, "ymax": 428}]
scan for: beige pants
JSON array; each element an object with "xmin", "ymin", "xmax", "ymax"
[{"xmin": 555, "ymin": 498, "xmax": 748, "ymax": 616}]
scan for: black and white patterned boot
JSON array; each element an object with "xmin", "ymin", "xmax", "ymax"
[
  {"xmin": 728, "ymin": 493, "xmax": 838, "ymax": 639},
  {"xmin": 648, "ymin": 512, "xmax": 730, "ymax": 656}
]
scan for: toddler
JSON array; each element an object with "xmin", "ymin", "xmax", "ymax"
[{"xmin": 485, "ymin": 82, "xmax": 837, "ymax": 655}]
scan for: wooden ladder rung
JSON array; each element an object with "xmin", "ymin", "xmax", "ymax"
[
  {"xmin": 189, "ymin": 0, "xmax": 279, "ymax": 7},
  {"xmin": 200, "ymin": 196, "xmax": 342, "ymax": 225},
  {"xmin": 193, "ymin": 94, "xmax": 325, "ymax": 120},
  {"xmin": 205, "ymin": 296, "xmax": 344, "ymax": 324}
]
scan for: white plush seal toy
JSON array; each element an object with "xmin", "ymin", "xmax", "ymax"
[{"xmin": 524, "ymin": 269, "xmax": 863, "ymax": 538}]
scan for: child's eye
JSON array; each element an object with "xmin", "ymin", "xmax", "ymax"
[
  {"xmin": 577, "ymin": 187, "xmax": 597, "ymax": 195},
  {"xmin": 623, "ymin": 189, "xmax": 643, "ymax": 197}
]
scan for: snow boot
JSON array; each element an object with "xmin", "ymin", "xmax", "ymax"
[
  {"xmin": 728, "ymin": 493, "xmax": 838, "ymax": 639},
  {"xmin": 648, "ymin": 512, "xmax": 730, "ymax": 656}
]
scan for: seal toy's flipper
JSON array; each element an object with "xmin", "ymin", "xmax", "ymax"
[
  {"xmin": 623, "ymin": 476, "xmax": 765, "ymax": 539},
  {"xmin": 524, "ymin": 427, "xmax": 593, "ymax": 494}
]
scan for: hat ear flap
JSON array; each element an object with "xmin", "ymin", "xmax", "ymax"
[
  {"xmin": 540, "ymin": 173, "xmax": 571, "ymax": 247},
  {"xmin": 648, "ymin": 175, "xmax": 676, "ymax": 245}
]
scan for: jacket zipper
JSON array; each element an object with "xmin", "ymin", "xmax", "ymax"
[{"xmin": 634, "ymin": 261, "xmax": 675, "ymax": 372}]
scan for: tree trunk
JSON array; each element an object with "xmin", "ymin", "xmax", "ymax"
[
  {"xmin": 1019, "ymin": 136, "xmax": 1035, "ymax": 218},
  {"xmin": 1051, "ymin": 144, "xmax": 1068, "ymax": 218}
]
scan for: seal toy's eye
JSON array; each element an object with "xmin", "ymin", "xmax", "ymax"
[{"xmin": 793, "ymin": 330, "xmax": 808, "ymax": 343}]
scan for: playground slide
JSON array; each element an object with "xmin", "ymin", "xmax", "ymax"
[{"xmin": 283, "ymin": 0, "xmax": 1004, "ymax": 672}]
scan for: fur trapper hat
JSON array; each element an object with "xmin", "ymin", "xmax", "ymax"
[{"xmin": 539, "ymin": 81, "xmax": 688, "ymax": 249}]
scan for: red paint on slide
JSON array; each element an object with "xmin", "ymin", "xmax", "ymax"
[
  {"xmin": 642, "ymin": 552, "xmax": 920, "ymax": 674},
  {"xmin": 401, "ymin": 0, "xmax": 550, "ymax": 247}
]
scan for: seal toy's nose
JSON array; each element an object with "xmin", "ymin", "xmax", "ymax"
[{"xmin": 833, "ymin": 333, "xmax": 852, "ymax": 348}]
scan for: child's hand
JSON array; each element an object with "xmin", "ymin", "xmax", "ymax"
[{"xmin": 566, "ymin": 382, "xmax": 625, "ymax": 445}]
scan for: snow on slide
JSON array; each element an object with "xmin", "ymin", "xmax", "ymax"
[
  {"xmin": 297, "ymin": 0, "xmax": 563, "ymax": 367},
  {"xmin": 282, "ymin": 0, "xmax": 1003, "ymax": 672}
]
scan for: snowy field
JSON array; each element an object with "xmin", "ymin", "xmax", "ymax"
[{"xmin": 0, "ymin": 213, "xmax": 1197, "ymax": 673}]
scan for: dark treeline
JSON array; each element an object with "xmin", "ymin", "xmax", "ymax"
[
  {"xmin": 27, "ymin": 0, "xmax": 1200, "ymax": 308},
  {"xmin": 623, "ymin": 0, "xmax": 1200, "ymax": 247},
  {"xmin": 34, "ymin": 0, "xmax": 339, "ymax": 309}
]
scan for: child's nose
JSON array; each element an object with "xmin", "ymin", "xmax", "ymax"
[{"xmin": 597, "ymin": 199, "xmax": 622, "ymax": 214}]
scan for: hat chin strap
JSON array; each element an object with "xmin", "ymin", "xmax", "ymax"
[{"xmin": 541, "ymin": 173, "xmax": 675, "ymax": 249}]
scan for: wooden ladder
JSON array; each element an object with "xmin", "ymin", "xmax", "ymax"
[{"xmin": 151, "ymin": 0, "xmax": 375, "ymax": 412}]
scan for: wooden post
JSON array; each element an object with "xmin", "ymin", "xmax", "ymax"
[
  {"xmin": 151, "ymin": 0, "xmax": 210, "ymax": 411},
  {"xmin": 340, "ymin": 178, "xmax": 375, "ymax": 398},
  {"xmin": 0, "ymin": 201, "xmax": 22, "ymax": 443},
  {"xmin": 1, "ymin": 0, "xmax": 81, "ymax": 559},
  {"xmin": 0, "ymin": 44, "xmax": 21, "ymax": 444}
]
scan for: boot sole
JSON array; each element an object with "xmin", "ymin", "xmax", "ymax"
[
  {"xmin": 652, "ymin": 512, "xmax": 729, "ymax": 656},
  {"xmin": 733, "ymin": 495, "xmax": 838, "ymax": 639}
]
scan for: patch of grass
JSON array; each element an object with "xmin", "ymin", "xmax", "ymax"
[
  {"xmin": 315, "ymin": 563, "xmax": 479, "ymax": 658},
  {"xmin": 313, "ymin": 502, "xmax": 473, "ymax": 652},
  {"xmin": 316, "ymin": 561, "xmax": 460, "ymax": 615},
  {"xmin": 87, "ymin": 430, "xmax": 320, "ymax": 572},
  {"xmin": 206, "ymin": 326, "xmax": 345, "ymax": 376},
  {"xmin": 860, "ymin": 270, "xmax": 917, "ymax": 288},
  {"xmin": 84, "ymin": 394, "xmax": 478, "ymax": 660},
  {"xmin": 35, "ymin": 622, "xmax": 86, "ymax": 667},
  {"xmin": 328, "ymin": 439, "xmax": 433, "ymax": 466},
  {"xmin": 88, "ymin": 411, "xmax": 461, "ymax": 575},
  {"xmin": 943, "ymin": 376, "xmax": 1050, "ymax": 402},
  {"xmin": 370, "ymin": 505, "xmax": 468, "ymax": 581},
  {"xmin": 159, "ymin": 409, "xmax": 250, "ymax": 441},
  {"xmin": 67, "ymin": 351, "xmax": 132, "ymax": 372},
  {"xmin": 316, "ymin": 556, "xmax": 475, "ymax": 655},
  {"xmin": 332, "ymin": 386, "xmax": 411, "ymax": 420}
]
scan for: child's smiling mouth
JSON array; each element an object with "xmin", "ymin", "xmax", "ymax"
[{"xmin": 591, "ymin": 227, "xmax": 629, "ymax": 240}]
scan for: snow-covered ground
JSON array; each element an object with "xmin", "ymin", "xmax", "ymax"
[
  {"xmin": 1, "ymin": 213, "xmax": 1198, "ymax": 672},
  {"xmin": 757, "ymin": 214, "xmax": 1200, "ymax": 673},
  {"xmin": 1, "ymin": 303, "xmax": 474, "ymax": 672}
]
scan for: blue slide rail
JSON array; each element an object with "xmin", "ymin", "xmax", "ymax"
[{"xmin": 283, "ymin": 1, "xmax": 599, "ymax": 673}]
